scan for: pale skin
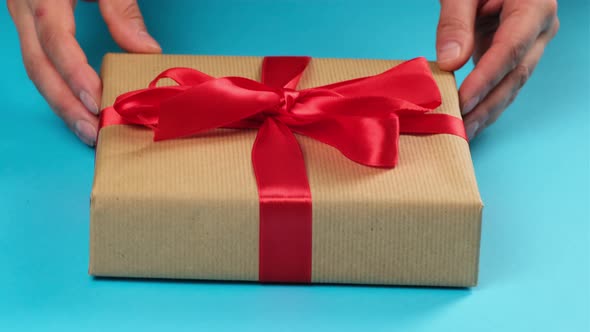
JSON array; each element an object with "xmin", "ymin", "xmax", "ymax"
[{"xmin": 7, "ymin": 0, "xmax": 559, "ymax": 146}]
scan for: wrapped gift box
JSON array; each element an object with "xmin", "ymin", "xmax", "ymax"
[{"xmin": 90, "ymin": 53, "xmax": 483, "ymax": 287}]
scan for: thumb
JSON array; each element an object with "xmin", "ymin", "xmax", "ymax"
[
  {"xmin": 98, "ymin": 0, "xmax": 161, "ymax": 53},
  {"xmin": 436, "ymin": 0, "xmax": 477, "ymax": 71}
]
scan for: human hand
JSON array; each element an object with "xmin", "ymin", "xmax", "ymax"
[
  {"xmin": 8, "ymin": 0, "xmax": 161, "ymax": 146},
  {"xmin": 436, "ymin": 0, "xmax": 559, "ymax": 140}
]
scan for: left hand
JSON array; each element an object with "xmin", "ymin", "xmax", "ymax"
[{"xmin": 436, "ymin": 0, "xmax": 559, "ymax": 140}]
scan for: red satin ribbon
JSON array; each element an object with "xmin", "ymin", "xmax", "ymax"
[{"xmin": 99, "ymin": 56, "xmax": 467, "ymax": 283}]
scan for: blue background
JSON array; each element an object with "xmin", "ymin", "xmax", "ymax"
[{"xmin": 1, "ymin": 1, "xmax": 588, "ymax": 331}]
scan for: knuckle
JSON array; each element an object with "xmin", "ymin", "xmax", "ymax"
[
  {"xmin": 33, "ymin": 4, "xmax": 76, "ymax": 39},
  {"xmin": 483, "ymin": 107, "xmax": 504, "ymax": 128},
  {"xmin": 49, "ymin": 93, "xmax": 78, "ymax": 121},
  {"xmin": 438, "ymin": 16, "xmax": 471, "ymax": 34},
  {"xmin": 37, "ymin": 24, "xmax": 60, "ymax": 48},
  {"xmin": 37, "ymin": 25, "xmax": 75, "ymax": 54},
  {"xmin": 504, "ymin": 40, "xmax": 528, "ymax": 69},
  {"xmin": 552, "ymin": 17, "xmax": 560, "ymax": 36},
  {"xmin": 121, "ymin": 1, "xmax": 143, "ymax": 21},
  {"xmin": 485, "ymin": 114, "xmax": 500, "ymax": 127},
  {"xmin": 506, "ymin": 92, "xmax": 518, "ymax": 106},
  {"xmin": 60, "ymin": 70, "xmax": 74, "ymax": 86},
  {"xmin": 546, "ymin": 0, "xmax": 558, "ymax": 17},
  {"xmin": 485, "ymin": 104, "xmax": 508, "ymax": 127},
  {"xmin": 60, "ymin": 66, "xmax": 82, "ymax": 88},
  {"xmin": 23, "ymin": 56, "xmax": 42, "ymax": 82},
  {"xmin": 32, "ymin": 2, "xmax": 48, "ymax": 20},
  {"xmin": 513, "ymin": 64, "xmax": 530, "ymax": 89},
  {"xmin": 54, "ymin": 97, "xmax": 74, "ymax": 115}
]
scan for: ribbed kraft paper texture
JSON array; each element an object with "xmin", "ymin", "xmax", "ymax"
[{"xmin": 90, "ymin": 54, "xmax": 483, "ymax": 287}]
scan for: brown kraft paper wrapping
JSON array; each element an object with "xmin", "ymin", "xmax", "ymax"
[{"xmin": 90, "ymin": 53, "xmax": 483, "ymax": 287}]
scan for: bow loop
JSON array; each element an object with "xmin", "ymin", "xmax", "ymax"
[
  {"xmin": 149, "ymin": 67, "xmax": 214, "ymax": 88},
  {"xmin": 155, "ymin": 77, "xmax": 281, "ymax": 140}
]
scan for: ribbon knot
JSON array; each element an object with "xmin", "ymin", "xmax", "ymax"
[
  {"xmin": 99, "ymin": 56, "xmax": 467, "ymax": 283},
  {"xmin": 278, "ymin": 88, "xmax": 301, "ymax": 114},
  {"xmin": 258, "ymin": 88, "xmax": 301, "ymax": 120}
]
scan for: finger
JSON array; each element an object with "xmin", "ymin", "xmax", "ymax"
[
  {"xmin": 28, "ymin": 0, "xmax": 102, "ymax": 116},
  {"xmin": 98, "ymin": 0, "xmax": 161, "ymax": 53},
  {"xmin": 459, "ymin": 0, "xmax": 557, "ymax": 115},
  {"xmin": 436, "ymin": 0, "xmax": 478, "ymax": 71},
  {"xmin": 463, "ymin": 26, "xmax": 555, "ymax": 140},
  {"xmin": 12, "ymin": 4, "xmax": 98, "ymax": 145}
]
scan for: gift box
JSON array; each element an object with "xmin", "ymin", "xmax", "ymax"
[{"xmin": 90, "ymin": 53, "xmax": 483, "ymax": 287}]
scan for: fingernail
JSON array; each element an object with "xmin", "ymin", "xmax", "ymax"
[
  {"xmin": 138, "ymin": 30, "xmax": 161, "ymax": 51},
  {"xmin": 80, "ymin": 90, "xmax": 99, "ymax": 115},
  {"xmin": 74, "ymin": 120, "xmax": 97, "ymax": 147},
  {"xmin": 462, "ymin": 97, "xmax": 479, "ymax": 115},
  {"xmin": 437, "ymin": 41, "xmax": 461, "ymax": 64},
  {"xmin": 466, "ymin": 121, "xmax": 480, "ymax": 141}
]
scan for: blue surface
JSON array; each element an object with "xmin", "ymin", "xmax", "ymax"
[{"xmin": 1, "ymin": 1, "xmax": 588, "ymax": 331}]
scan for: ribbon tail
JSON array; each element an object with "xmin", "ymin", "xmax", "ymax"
[
  {"xmin": 400, "ymin": 113, "xmax": 467, "ymax": 140},
  {"xmin": 99, "ymin": 106, "xmax": 128, "ymax": 129},
  {"xmin": 253, "ymin": 118, "xmax": 312, "ymax": 283}
]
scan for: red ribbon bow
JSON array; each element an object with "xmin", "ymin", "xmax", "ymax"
[{"xmin": 99, "ymin": 56, "xmax": 466, "ymax": 283}]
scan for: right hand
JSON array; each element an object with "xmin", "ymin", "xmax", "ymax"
[{"xmin": 7, "ymin": 0, "xmax": 162, "ymax": 146}]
